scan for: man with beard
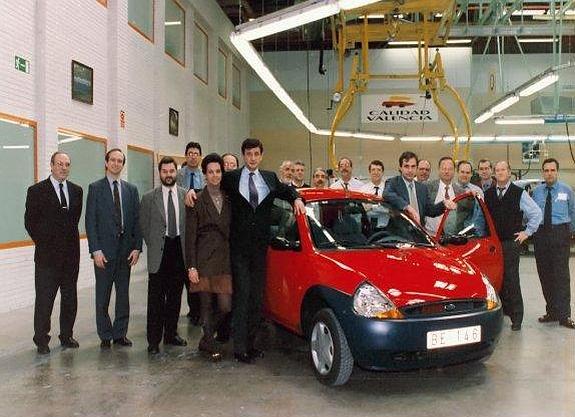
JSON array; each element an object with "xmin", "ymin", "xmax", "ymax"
[
  {"xmin": 278, "ymin": 160, "xmax": 294, "ymax": 185},
  {"xmin": 329, "ymin": 157, "xmax": 363, "ymax": 191},
  {"xmin": 140, "ymin": 157, "xmax": 188, "ymax": 354},
  {"xmin": 312, "ymin": 168, "xmax": 328, "ymax": 189}
]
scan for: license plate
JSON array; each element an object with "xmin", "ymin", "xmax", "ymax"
[{"xmin": 426, "ymin": 325, "xmax": 481, "ymax": 350}]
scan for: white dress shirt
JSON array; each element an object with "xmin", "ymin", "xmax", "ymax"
[
  {"xmin": 161, "ymin": 184, "xmax": 180, "ymax": 236},
  {"xmin": 360, "ymin": 181, "xmax": 385, "ymax": 197},
  {"xmin": 239, "ymin": 167, "xmax": 270, "ymax": 206},
  {"xmin": 330, "ymin": 177, "xmax": 364, "ymax": 191},
  {"xmin": 49, "ymin": 175, "xmax": 70, "ymax": 206},
  {"xmin": 425, "ymin": 181, "xmax": 455, "ymax": 235}
]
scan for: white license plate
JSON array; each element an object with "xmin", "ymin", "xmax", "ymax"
[{"xmin": 426, "ymin": 325, "xmax": 481, "ymax": 350}]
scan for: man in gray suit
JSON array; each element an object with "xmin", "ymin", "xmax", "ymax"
[
  {"xmin": 140, "ymin": 156, "xmax": 188, "ymax": 354},
  {"xmin": 86, "ymin": 149, "xmax": 142, "ymax": 349},
  {"xmin": 425, "ymin": 156, "xmax": 464, "ymax": 235}
]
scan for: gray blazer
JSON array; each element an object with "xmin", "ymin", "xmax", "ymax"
[
  {"xmin": 139, "ymin": 186, "xmax": 187, "ymax": 274},
  {"xmin": 426, "ymin": 179, "xmax": 464, "ymax": 202}
]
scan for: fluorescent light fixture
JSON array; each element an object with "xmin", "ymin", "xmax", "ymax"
[
  {"xmin": 351, "ymin": 132, "xmax": 395, "ymax": 141},
  {"xmin": 518, "ymin": 72, "xmax": 559, "ymax": 97},
  {"xmin": 444, "ymin": 136, "xmax": 495, "ymax": 143},
  {"xmin": 389, "ymin": 39, "xmax": 471, "ymax": 46},
  {"xmin": 58, "ymin": 136, "xmax": 83, "ymax": 144},
  {"xmin": 517, "ymin": 38, "xmax": 558, "ymax": 43},
  {"xmin": 366, "ymin": 14, "xmax": 386, "ymax": 19},
  {"xmin": 435, "ymin": 13, "xmax": 443, "ymax": 18},
  {"xmin": 494, "ymin": 117, "xmax": 545, "ymax": 125},
  {"xmin": 400, "ymin": 136, "xmax": 442, "ymax": 142},
  {"xmin": 495, "ymin": 135, "xmax": 545, "ymax": 142},
  {"xmin": 491, "ymin": 95, "xmax": 519, "ymax": 113},
  {"xmin": 2, "ymin": 145, "xmax": 30, "ymax": 149},
  {"xmin": 313, "ymin": 129, "xmax": 395, "ymax": 141},
  {"xmin": 234, "ymin": 0, "xmax": 340, "ymax": 41},
  {"xmin": 511, "ymin": 10, "xmax": 546, "ymax": 16},
  {"xmin": 164, "ymin": 21, "xmax": 181, "ymax": 26},
  {"xmin": 340, "ymin": 0, "xmax": 381, "ymax": 10},
  {"xmin": 388, "ymin": 41, "xmax": 420, "ymax": 46},
  {"xmin": 547, "ymin": 135, "xmax": 570, "ymax": 142},
  {"xmin": 474, "ymin": 111, "xmax": 494, "ymax": 124},
  {"xmin": 447, "ymin": 39, "xmax": 472, "ymax": 44}
]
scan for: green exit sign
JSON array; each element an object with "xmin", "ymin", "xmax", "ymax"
[{"xmin": 15, "ymin": 55, "xmax": 30, "ymax": 73}]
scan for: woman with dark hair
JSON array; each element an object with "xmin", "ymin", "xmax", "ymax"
[{"xmin": 185, "ymin": 153, "xmax": 231, "ymax": 360}]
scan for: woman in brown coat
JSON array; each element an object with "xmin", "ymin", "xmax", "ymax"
[{"xmin": 186, "ymin": 153, "xmax": 231, "ymax": 360}]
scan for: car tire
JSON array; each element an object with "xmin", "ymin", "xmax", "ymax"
[{"xmin": 309, "ymin": 308, "xmax": 354, "ymax": 386}]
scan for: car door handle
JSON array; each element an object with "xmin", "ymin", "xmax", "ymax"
[{"xmin": 489, "ymin": 245, "xmax": 496, "ymax": 253}]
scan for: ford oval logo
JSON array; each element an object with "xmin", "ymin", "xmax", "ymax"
[{"xmin": 444, "ymin": 303, "xmax": 456, "ymax": 312}]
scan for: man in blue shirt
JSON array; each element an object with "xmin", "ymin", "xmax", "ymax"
[
  {"xmin": 484, "ymin": 161, "xmax": 542, "ymax": 331},
  {"xmin": 532, "ymin": 158, "xmax": 575, "ymax": 329},
  {"xmin": 176, "ymin": 141, "xmax": 204, "ymax": 325}
]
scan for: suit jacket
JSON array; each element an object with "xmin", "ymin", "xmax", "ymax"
[
  {"xmin": 426, "ymin": 179, "xmax": 464, "ymax": 203},
  {"xmin": 383, "ymin": 175, "xmax": 445, "ymax": 226},
  {"xmin": 221, "ymin": 167, "xmax": 299, "ymax": 251},
  {"xmin": 85, "ymin": 177, "xmax": 142, "ymax": 260},
  {"xmin": 139, "ymin": 185, "xmax": 187, "ymax": 274},
  {"xmin": 185, "ymin": 188, "xmax": 231, "ymax": 276},
  {"xmin": 24, "ymin": 178, "xmax": 83, "ymax": 268}
]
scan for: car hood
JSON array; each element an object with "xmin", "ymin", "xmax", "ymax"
[{"xmin": 319, "ymin": 246, "xmax": 486, "ymax": 307}]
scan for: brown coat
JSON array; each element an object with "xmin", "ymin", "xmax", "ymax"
[{"xmin": 185, "ymin": 188, "xmax": 231, "ymax": 277}]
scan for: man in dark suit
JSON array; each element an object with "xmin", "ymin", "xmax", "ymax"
[
  {"xmin": 85, "ymin": 149, "xmax": 142, "ymax": 349},
  {"xmin": 221, "ymin": 138, "xmax": 305, "ymax": 363},
  {"xmin": 140, "ymin": 156, "xmax": 188, "ymax": 354},
  {"xmin": 25, "ymin": 151, "xmax": 83, "ymax": 354},
  {"xmin": 384, "ymin": 151, "xmax": 455, "ymax": 226}
]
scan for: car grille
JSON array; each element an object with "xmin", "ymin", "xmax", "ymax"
[{"xmin": 401, "ymin": 299, "xmax": 486, "ymax": 318}]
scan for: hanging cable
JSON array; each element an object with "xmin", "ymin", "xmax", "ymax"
[
  {"xmin": 566, "ymin": 122, "xmax": 575, "ymax": 165},
  {"xmin": 306, "ymin": 44, "xmax": 313, "ymax": 185}
]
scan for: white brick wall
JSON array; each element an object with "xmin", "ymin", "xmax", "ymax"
[{"xmin": 0, "ymin": 0, "xmax": 249, "ymax": 313}]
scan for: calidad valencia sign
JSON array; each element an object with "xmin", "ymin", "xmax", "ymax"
[{"xmin": 361, "ymin": 94, "xmax": 438, "ymax": 123}]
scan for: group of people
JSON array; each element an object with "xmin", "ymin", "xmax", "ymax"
[{"xmin": 24, "ymin": 139, "xmax": 574, "ymax": 360}]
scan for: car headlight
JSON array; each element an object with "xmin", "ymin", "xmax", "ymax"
[
  {"xmin": 353, "ymin": 283, "xmax": 403, "ymax": 319},
  {"xmin": 482, "ymin": 273, "xmax": 500, "ymax": 310}
]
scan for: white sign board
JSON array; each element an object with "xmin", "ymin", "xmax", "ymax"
[{"xmin": 361, "ymin": 94, "xmax": 438, "ymax": 123}]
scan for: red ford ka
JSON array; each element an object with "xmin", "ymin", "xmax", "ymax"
[{"xmin": 264, "ymin": 189, "xmax": 503, "ymax": 386}]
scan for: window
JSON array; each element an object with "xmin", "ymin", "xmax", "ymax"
[
  {"xmin": 127, "ymin": 145, "xmax": 154, "ymax": 197},
  {"xmin": 232, "ymin": 63, "xmax": 241, "ymax": 109},
  {"xmin": 193, "ymin": 23, "xmax": 208, "ymax": 83},
  {"xmin": 441, "ymin": 195, "xmax": 489, "ymax": 239},
  {"xmin": 165, "ymin": 0, "xmax": 185, "ymax": 65},
  {"xmin": 0, "ymin": 113, "xmax": 36, "ymax": 248},
  {"xmin": 57, "ymin": 130, "xmax": 106, "ymax": 234},
  {"xmin": 128, "ymin": 0, "xmax": 154, "ymax": 42},
  {"xmin": 217, "ymin": 47, "xmax": 227, "ymax": 99}
]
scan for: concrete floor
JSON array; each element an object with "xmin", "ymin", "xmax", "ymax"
[{"xmin": 0, "ymin": 256, "xmax": 574, "ymax": 417}]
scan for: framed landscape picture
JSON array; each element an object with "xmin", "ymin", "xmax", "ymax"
[
  {"xmin": 71, "ymin": 60, "xmax": 93, "ymax": 104},
  {"xmin": 169, "ymin": 107, "xmax": 179, "ymax": 136}
]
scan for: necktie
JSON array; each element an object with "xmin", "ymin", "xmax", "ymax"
[
  {"xmin": 408, "ymin": 182, "xmax": 419, "ymax": 216},
  {"xmin": 167, "ymin": 190, "xmax": 177, "ymax": 238},
  {"xmin": 544, "ymin": 186, "xmax": 552, "ymax": 228},
  {"xmin": 444, "ymin": 184, "xmax": 450, "ymax": 200},
  {"xmin": 497, "ymin": 187, "xmax": 505, "ymax": 201},
  {"xmin": 113, "ymin": 180, "xmax": 122, "ymax": 235},
  {"xmin": 343, "ymin": 182, "xmax": 349, "ymax": 191},
  {"xmin": 248, "ymin": 172, "xmax": 259, "ymax": 209},
  {"xmin": 59, "ymin": 183, "xmax": 68, "ymax": 209},
  {"xmin": 189, "ymin": 171, "xmax": 195, "ymax": 190},
  {"xmin": 374, "ymin": 186, "xmax": 379, "ymax": 196}
]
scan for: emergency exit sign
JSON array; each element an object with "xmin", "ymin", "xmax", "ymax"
[{"xmin": 15, "ymin": 56, "xmax": 30, "ymax": 73}]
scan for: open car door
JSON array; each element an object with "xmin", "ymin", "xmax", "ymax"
[{"xmin": 435, "ymin": 192, "xmax": 503, "ymax": 291}]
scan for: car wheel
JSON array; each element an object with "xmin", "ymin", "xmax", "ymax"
[{"xmin": 309, "ymin": 308, "xmax": 354, "ymax": 386}]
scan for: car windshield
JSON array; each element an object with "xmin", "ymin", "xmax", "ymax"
[{"xmin": 306, "ymin": 199, "xmax": 435, "ymax": 250}]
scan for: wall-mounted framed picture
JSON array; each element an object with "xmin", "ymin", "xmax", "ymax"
[
  {"xmin": 71, "ymin": 60, "xmax": 94, "ymax": 104},
  {"xmin": 169, "ymin": 107, "xmax": 179, "ymax": 136}
]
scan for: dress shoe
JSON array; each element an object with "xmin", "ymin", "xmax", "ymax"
[
  {"xmin": 60, "ymin": 337, "xmax": 80, "ymax": 348},
  {"xmin": 37, "ymin": 345, "xmax": 50, "ymax": 355},
  {"xmin": 538, "ymin": 314, "xmax": 558, "ymax": 323},
  {"xmin": 511, "ymin": 323, "xmax": 522, "ymax": 331},
  {"xmin": 147, "ymin": 345, "xmax": 160, "ymax": 354},
  {"xmin": 113, "ymin": 337, "xmax": 133, "ymax": 347},
  {"xmin": 187, "ymin": 312, "xmax": 201, "ymax": 326},
  {"xmin": 234, "ymin": 352, "xmax": 254, "ymax": 364},
  {"xmin": 100, "ymin": 340, "xmax": 111, "ymax": 349},
  {"xmin": 164, "ymin": 335, "xmax": 187, "ymax": 346},
  {"xmin": 559, "ymin": 318, "xmax": 575, "ymax": 329},
  {"xmin": 248, "ymin": 348, "xmax": 264, "ymax": 360}
]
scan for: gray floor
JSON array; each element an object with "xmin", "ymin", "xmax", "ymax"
[{"xmin": 0, "ymin": 256, "xmax": 574, "ymax": 417}]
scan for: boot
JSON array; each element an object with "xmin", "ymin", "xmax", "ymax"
[{"xmin": 198, "ymin": 324, "xmax": 221, "ymax": 361}]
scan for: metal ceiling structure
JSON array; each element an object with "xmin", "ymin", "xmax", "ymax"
[{"xmin": 216, "ymin": 0, "xmax": 575, "ymax": 52}]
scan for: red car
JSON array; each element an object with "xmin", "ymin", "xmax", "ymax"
[{"xmin": 264, "ymin": 189, "xmax": 503, "ymax": 386}]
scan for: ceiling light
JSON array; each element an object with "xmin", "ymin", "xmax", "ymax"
[
  {"xmin": 495, "ymin": 135, "xmax": 545, "ymax": 143},
  {"xmin": 444, "ymin": 136, "xmax": 495, "ymax": 143},
  {"xmin": 164, "ymin": 21, "xmax": 181, "ymax": 26},
  {"xmin": 518, "ymin": 72, "xmax": 559, "ymax": 97},
  {"xmin": 446, "ymin": 39, "xmax": 472, "ymax": 44},
  {"xmin": 388, "ymin": 41, "xmax": 420, "ymax": 46},
  {"xmin": 491, "ymin": 95, "xmax": 519, "ymax": 113},
  {"xmin": 351, "ymin": 132, "xmax": 395, "ymax": 141},
  {"xmin": 313, "ymin": 129, "xmax": 395, "ymax": 141},
  {"xmin": 339, "ymin": 0, "xmax": 380, "ymax": 10},
  {"xmin": 517, "ymin": 38, "xmax": 558, "ymax": 43},
  {"xmin": 511, "ymin": 10, "xmax": 546, "ymax": 16},
  {"xmin": 366, "ymin": 14, "xmax": 386, "ymax": 19},
  {"xmin": 400, "ymin": 136, "xmax": 442, "ymax": 142},
  {"xmin": 2, "ymin": 145, "xmax": 30, "ymax": 149},
  {"xmin": 547, "ymin": 135, "xmax": 570, "ymax": 142},
  {"xmin": 494, "ymin": 117, "xmax": 545, "ymax": 125},
  {"xmin": 474, "ymin": 111, "xmax": 494, "ymax": 124}
]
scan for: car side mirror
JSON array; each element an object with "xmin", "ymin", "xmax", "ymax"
[
  {"xmin": 270, "ymin": 236, "xmax": 301, "ymax": 251},
  {"xmin": 440, "ymin": 234, "xmax": 468, "ymax": 246}
]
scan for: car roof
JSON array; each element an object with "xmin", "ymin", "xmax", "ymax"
[{"xmin": 298, "ymin": 188, "xmax": 382, "ymax": 203}]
